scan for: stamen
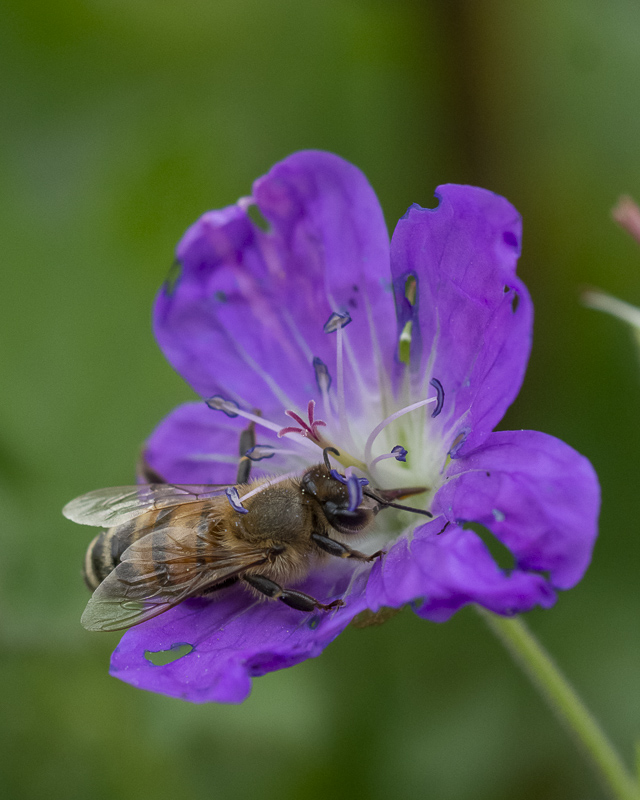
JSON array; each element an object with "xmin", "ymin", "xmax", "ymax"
[
  {"xmin": 240, "ymin": 471, "xmax": 300, "ymax": 503},
  {"xmin": 364, "ymin": 397, "xmax": 437, "ymax": 466},
  {"xmin": 188, "ymin": 453, "xmax": 241, "ymax": 464},
  {"xmin": 323, "ymin": 310, "xmax": 354, "ymax": 448},
  {"xmin": 370, "ymin": 445, "xmax": 408, "ymax": 468},
  {"xmin": 225, "ymin": 487, "xmax": 248, "ymax": 515},
  {"xmin": 336, "ymin": 323, "xmax": 347, "ymax": 441},
  {"xmin": 429, "ymin": 378, "xmax": 444, "ymax": 417},
  {"xmin": 313, "ymin": 356, "xmax": 335, "ymax": 425},
  {"xmin": 278, "ymin": 400, "xmax": 327, "ymax": 442}
]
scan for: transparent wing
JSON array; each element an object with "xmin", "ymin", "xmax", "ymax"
[
  {"xmin": 63, "ymin": 483, "xmax": 234, "ymax": 528},
  {"xmin": 81, "ymin": 526, "xmax": 276, "ymax": 632}
]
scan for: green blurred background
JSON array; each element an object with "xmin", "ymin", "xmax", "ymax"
[{"xmin": 1, "ymin": 1, "xmax": 639, "ymax": 798}]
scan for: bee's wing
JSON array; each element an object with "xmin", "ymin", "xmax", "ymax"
[
  {"xmin": 81, "ymin": 525, "xmax": 274, "ymax": 632},
  {"xmin": 63, "ymin": 483, "xmax": 234, "ymax": 528}
]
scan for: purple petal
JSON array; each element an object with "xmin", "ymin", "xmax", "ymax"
[
  {"xmin": 110, "ymin": 560, "xmax": 370, "ymax": 703},
  {"xmin": 366, "ymin": 522, "xmax": 556, "ymax": 622},
  {"xmin": 154, "ymin": 151, "xmax": 396, "ymax": 418},
  {"xmin": 434, "ymin": 430, "xmax": 600, "ymax": 589},
  {"xmin": 144, "ymin": 402, "xmax": 308, "ymax": 485},
  {"xmin": 390, "ymin": 185, "xmax": 532, "ymax": 455}
]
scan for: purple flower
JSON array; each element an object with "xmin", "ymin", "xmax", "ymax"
[{"xmin": 110, "ymin": 151, "xmax": 599, "ymax": 703}]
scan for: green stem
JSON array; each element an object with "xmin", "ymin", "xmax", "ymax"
[{"xmin": 478, "ymin": 608, "xmax": 639, "ymax": 800}]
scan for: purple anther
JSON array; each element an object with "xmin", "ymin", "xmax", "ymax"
[
  {"xmin": 391, "ymin": 445, "xmax": 407, "ymax": 462},
  {"xmin": 206, "ymin": 395, "xmax": 240, "ymax": 418},
  {"xmin": 245, "ymin": 445, "xmax": 276, "ymax": 462},
  {"xmin": 323, "ymin": 310, "xmax": 352, "ymax": 333},
  {"xmin": 429, "ymin": 378, "xmax": 444, "ymax": 418},
  {"xmin": 345, "ymin": 474, "xmax": 363, "ymax": 511},
  {"xmin": 330, "ymin": 468, "xmax": 369, "ymax": 511},
  {"xmin": 313, "ymin": 357, "xmax": 332, "ymax": 392},
  {"xmin": 225, "ymin": 486, "xmax": 248, "ymax": 514}
]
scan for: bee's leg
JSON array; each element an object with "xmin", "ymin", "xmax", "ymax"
[
  {"xmin": 242, "ymin": 574, "xmax": 344, "ymax": 612},
  {"xmin": 311, "ymin": 532, "xmax": 383, "ymax": 562},
  {"xmin": 236, "ymin": 421, "xmax": 256, "ymax": 484},
  {"xmin": 136, "ymin": 450, "xmax": 167, "ymax": 484}
]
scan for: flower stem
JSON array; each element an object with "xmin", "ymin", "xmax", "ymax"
[{"xmin": 477, "ymin": 608, "xmax": 639, "ymax": 800}]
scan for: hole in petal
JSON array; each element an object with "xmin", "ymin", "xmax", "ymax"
[
  {"xmin": 404, "ymin": 274, "xmax": 417, "ymax": 306},
  {"xmin": 352, "ymin": 606, "xmax": 402, "ymax": 629},
  {"xmin": 144, "ymin": 643, "xmax": 194, "ymax": 666},
  {"xmin": 463, "ymin": 523, "xmax": 514, "ymax": 572},
  {"xmin": 246, "ymin": 203, "xmax": 270, "ymax": 232},
  {"xmin": 214, "ymin": 290, "xmax": 227, "ymax": 303},
  {"xmin": 511, "ymin": 292, "xmax": 520, "ymax": 313},
  {"xmin": 503, "ymin": 230, "xmax": 519, "ymax": 248}
]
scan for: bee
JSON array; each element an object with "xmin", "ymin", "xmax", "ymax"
[{"xmin": 64, "ymin": 426, "xmax": 430, "ymax": 632}]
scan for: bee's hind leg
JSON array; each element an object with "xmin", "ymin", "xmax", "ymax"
[
  {"xmin": 242, "ymin": 574, "xmax": 344, "ymax": 612},
  {"xmin": 137, "ymin": 417, "xmax": 258, "ymax": 485},
  {"xmin": 136, "ymin": 451, "xmax": 167, "ymax": 484},
  {"xmin": 236, "ymin": 420, "xmax": 256, "ymax": 484}
]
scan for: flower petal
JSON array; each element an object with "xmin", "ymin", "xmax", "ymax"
[
  {"xmin": 390, "ymin": 185, "xmax": 532, "ymax": 455},
  {"xmin": 154, "ymin": 151, "xmax": 395, "ymax": 418},
  {"xmin": 143, "ymin": 401, "xmax": 309, "ymax": 485},
  {"xmin": 366, "ymin": 522, "xmax": 556, "ymax": 622},
  {"xmin": 434, "ymin": 430, "xmax": 600, "ymax": 589},
  {"xmin": 110, "ymin": 560, "xmax": 370, "ymax": 703}
]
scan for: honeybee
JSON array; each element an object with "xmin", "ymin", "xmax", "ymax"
[{"xmin": 65, "ymin": 431, "xmax": 430, "ymax": 632}]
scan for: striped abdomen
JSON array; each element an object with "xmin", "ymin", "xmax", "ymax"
[{"xmin": 82, "ymin": 503, "xmax": 223, "ymax": 592}]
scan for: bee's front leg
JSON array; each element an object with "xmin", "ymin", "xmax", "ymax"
[
  {"xmin": 311, "ymin": 532, "xmax": 384, "ymax": 562},
  {"xmin": 242, "ymin": 574, "xmax": 344, "ymax": 612},
  {"xmin": 236, "ymin": 420, "xmax": 257, "ymax": 484}
]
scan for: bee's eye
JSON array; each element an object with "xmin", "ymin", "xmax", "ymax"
[{"xmin": 323, "ymin": 503, "xmax": 372, "ymax": 535}]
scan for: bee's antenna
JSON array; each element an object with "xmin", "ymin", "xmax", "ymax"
[
  {"xmin": 363, "ymin": 488, "xmax": 433, "ymax": 518},
  {"xmin": 323, "ymin": 447, "xmax": 340, "ymax": 471}
]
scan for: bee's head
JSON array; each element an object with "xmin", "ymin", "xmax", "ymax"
[
  {"xmin": 301, "ymin": 448, "xmax": 432, "ymax": 535},
  {"xmin": 300, "ymin": 464, "xmax": 375, "ymax": 535}
]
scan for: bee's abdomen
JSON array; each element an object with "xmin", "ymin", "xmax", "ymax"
[{"xmin": 82, "ymin": 512, "xmax": 163, "ymax": 591}]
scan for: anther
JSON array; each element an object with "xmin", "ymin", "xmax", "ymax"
[
  {"xmin": 329, "ymin": 467, "xmax": 369, "ymax": 512},
  {"xmin": 245, "ymin": 445, "xmax": 276, "ymax": 461},
  {"xmin": 429, "ymin": 378, "xmax": 444, "ymax": 418},
  {"xmin": 225, "ymin": 487, "xmax": 248, "ymax": 514},
  {"xmin": 207, "ymin": 395, "xmax": 239, "ymax": 418},
  {"xmin": 370, "ymin": 445, "xmax": 408, "ymax": 468},
  {"xmin": 313, "ymin": 357, "xmax": 332, "ymax": 392},
  {"xmin": 323, "ymin": 311, "xmax": 352, "ymax": 333}
]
